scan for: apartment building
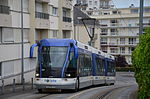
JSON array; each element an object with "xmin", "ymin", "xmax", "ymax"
[
  {"xmin": 90, "ymin": 6, "xmax": 150, "ymax": 65},
  {"xmin": 74, "ymin": 0, "xmax": 112, "ymax": 12},
  {"xmin": 0, "ymin": 0, "xmax": 73, "ymax": 85}
]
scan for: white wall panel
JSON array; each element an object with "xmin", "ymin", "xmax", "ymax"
[
  {"xmin": 49, "ymin": 16, "xmax": 59, "ymax": 29},
  {"xmin": 2, "ymin": 28, "xmax": 14, "ymax": 43},
  {"xmin": 2, "ymin": 61, "xmax": 14, "ymax": 77},
  {"xmin": 11, "ymin": 12, "xmax": 30, "ymax": 28},
  {"xmin": 0, "ymin": 43, "xmax": 30, "ymax": 62},
  {"xmin": 2, "ymin": 58, "xmax": 36, "ymax": 77}
]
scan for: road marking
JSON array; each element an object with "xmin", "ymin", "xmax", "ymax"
[{"xmin": 66, "ymin": 86, "xmax": 112, "ymax": 99}]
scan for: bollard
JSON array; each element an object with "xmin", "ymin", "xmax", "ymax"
[
  {"xmin": 1, "ymin": 80, "xmax": 4, "ymax": 94},
  {"xmin": 23, "ymin": 78, "xmax": 25, "ymax": 91},
  {"xmin": 13, "ymin": 79, "xmax": 15, "ymax": 92},
  {"xmin": 31, "ymin": 78, "xmax": 33, "ymax": 89}
]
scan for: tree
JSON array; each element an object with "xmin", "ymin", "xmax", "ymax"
[
  {"xmin": 132, "ymin": 27, "xmax": 150, "ymax": 99},
  {"xmin": 115, "ymin": 55, "xmax": 128, "ymax": 67}
]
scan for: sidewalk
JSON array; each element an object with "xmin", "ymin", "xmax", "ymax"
[{"xmin": 0, "ymin": 83, "xmax": 36, "ymax": 98}]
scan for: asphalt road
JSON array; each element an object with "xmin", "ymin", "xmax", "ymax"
[{"xmin": 0, "ymin": 72, "xmax": 138, "ymax": 99}]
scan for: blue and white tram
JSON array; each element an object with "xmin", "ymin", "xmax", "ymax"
[{"xmin": 30, "ymin": 39, "xmax": 115, "ymax": 92}]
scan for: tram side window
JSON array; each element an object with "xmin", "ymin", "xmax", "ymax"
[
  {"xmin": 65, "ymin": 52, "xmax": 77, "ymax": 78},
  {"xmin": 78, "ymin": 53, "xmax": 92, "ymax": 77},
  {"xmin": 107, "ymin": 61, "xmax": 115, "ymax": 76},
  {"xmin": 96, "ymin": 58, "xmax": 104, "ymax": 76}
]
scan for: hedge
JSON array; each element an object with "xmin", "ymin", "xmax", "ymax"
[
  {"xmin": 132, "ymin": 27, "xmax": 150, "ymax": 99},
  {"xmin": 116, "ymin": 67, "xmax": 134, "ymax": 72}
]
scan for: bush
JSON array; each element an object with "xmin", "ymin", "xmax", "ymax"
[{"xmin": 132, "ymin": 27, "xmax": 150, "ymax": 99}]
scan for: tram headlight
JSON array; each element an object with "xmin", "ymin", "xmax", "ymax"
[
  {"xmin": 66, "ymin": 73, "xmax": 71, "ymax": 77},
  {"xmin": 36, "ymin": 73, "xmax": 39, "ymax": 77}
]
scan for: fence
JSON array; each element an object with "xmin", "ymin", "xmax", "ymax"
[
  {"xmin": 0, "ymin": 78, "xmax": 34, "ymax": 95},
  {"xmin": 35, "ymin": 12, "xmax": 49, "ymax": 19},
  {"xmin": 0, "ymin": 5, "xmax": 10, "ymax": 14}
]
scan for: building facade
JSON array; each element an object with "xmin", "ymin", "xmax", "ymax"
[
  {"xmin": 90, "ymin": 6, "xmax": 150, "ymax": 65},
  {"xmin": 74, "ymin": 0, "xmax": 112, "ymax": 12},
  {"xmin": 0, "ymin": 0, "xmax": 73, "ymax": 85}
]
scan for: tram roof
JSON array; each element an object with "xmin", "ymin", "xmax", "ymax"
[
  {"xmin": 39, "ymin": 39, "xmax": 77, "ymax": 46},
  {"xmin": 39, "ymin": 39, "xmax": 115, "ymax": 60}
]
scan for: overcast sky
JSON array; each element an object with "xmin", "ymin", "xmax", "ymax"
[{"xmin": 112, "ymin": 0, "xmax": 150, "ymax": 8}]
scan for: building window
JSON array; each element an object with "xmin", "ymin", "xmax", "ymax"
[
  {"xmin": 77, "ymin": 0, "xmax": 81, "ymax": 4},
  {"xmin": 110, "ymin": 47, "xmax": 118, "ymax": 53},
  {"xmin": 101, "ymin": 28, "xmax": 108, "ymax": 35},
  {"xmin": 112, "ymin": 10, "xmax": 121, "ymax": 14},
  {"xmin": 110, "ymin": 28, "xmax": 118, "ymax": 35},
  {"xmin": 110, "ymin": 38, "xmax": 118, "ymax": 45},
  {"xmin": 89, "ymin": 1, "xmax": 92, "ymax": 5},
  {"xmin": 110, "ymin": 19, "xmax": 118, "ymax": 26},
  {"xmin": 94, "ymin": 1, "xmax": 97, "ymax": 6},
  {"xmin": 144, "ymin": 8, "xmax": 150, "ymax": 13},
  {"xmin": 131, "ymin": 9, "xmax": 138, "ymax": 13},
  {"xmin": 51, "ymin": 30, "xmax": 58, "ymax": 38},
  {"xmin": 112, "ymin": 10, "xmax": 117, "ymax": 14},
  {"xmin": 100, "ymin": 38, "xmax": 107, "ymax": 44},
  {"xmin": 128, "ymin": 47, "xmax": 135, "ymax": 54},
  {"xmin": 120, "ymin": 38, "xmax": 125, "ymax": 44},
  {"xmin": 129, "ymin": 38, "xmax": 136, "ymax": 44},
  {"xmin": 101, "ymin": 47, "xmax": 107, "ymax": 53},
  {"xmin": 52, "ymin": 7, "xmax": 58, "ymax": 16},
  {"xmin": 0, "ymin": 62, "xmax": 1, "ymax": 76},
  {"xmin": 110, "ymin": 19, "xmax": 118, "ymax": 23},
  {"xmin": 120, "ymin": 47, "xmax": 125, "ymax": 54},
  {"xmin": 23, "ymin": 0, "xmax": 29, "ymax": 12}
]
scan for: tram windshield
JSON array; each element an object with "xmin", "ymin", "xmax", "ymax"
[
  {"xmin": 41, "ymin": 46, "xmax": 68, "ymax": 68},
  {"xmin": 37, "ymin": 46, "xmax": 68, "ymax": 78}
]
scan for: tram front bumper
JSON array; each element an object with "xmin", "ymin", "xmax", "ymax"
[{"xmin": 34, "ymin": 78, "xmax": 76, "ymax": 89}]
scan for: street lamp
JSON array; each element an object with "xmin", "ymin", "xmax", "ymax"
[{"xmin": 80, "ymin": 18, "xmax": 96, "ymax": 47}]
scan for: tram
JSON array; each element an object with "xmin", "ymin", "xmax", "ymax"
[{"xmin": 30, "ymin": 39, "xmax": 116, "ymax": 92}]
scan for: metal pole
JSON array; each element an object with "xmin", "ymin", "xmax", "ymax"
[
  {"xmin": 1, "ymin": 80, "xmax": 4, "ymax": 94},
  {"xmin": 139, "ymin": 0, "xmax": 144, "ymax": 35},
  {"xmin": 13, "ymin": 79, "xmax": 15, "ymax": 92},
  {"xmin": 21, "ymin": 0, "xmax": 24, "ymax": 90},
  {"xmin": 31, "ymin": 78, "xmax": 33, "ymax": 89}
]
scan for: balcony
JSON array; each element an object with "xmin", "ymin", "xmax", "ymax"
[
  {"xmin": 110, "ymin": 32, "xmax": 118, "ymax": 36},
  {"xmin": 0, "ymin": 5, "xmax": 10, "ymax": 14},
  {"xmin": 63, "ymin": 17, "xmax": 72, "ymax": 22},
  {"xmin": 100, "ymin": 32, "xmax": 108, "ymax": 35},
  {"xmin": 62, "ymin": 17, "xmax": 72, "ymax": 30},
  {"xmin": 0, "ymin": 5, "xmax": 11, "ymax": 27},
  {"xmin": 35, "ymin": 12, "xmax": 49, "ymax": 19},
  {"xmin": 35, "ymin": 12, "xmax": 50, "ymax": 29},
  {"xmin": 110, "ymin": 23, "xmax": 119, "ymax": 26},
  {"xmin": 35, "ymin": 0, "xmax": 50, "ymax": 3},
  {"xmin": 100, "ymin": 42, "xmax": 107, "ymax": 44}
]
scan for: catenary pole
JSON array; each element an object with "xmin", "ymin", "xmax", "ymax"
[
  {"xmin": 21, "ymin": 0, "xmax": 24, "ymax": 90},
  {"xmin": 139, "ymin": 0, "xmax": 144, "ymax": 35}
]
